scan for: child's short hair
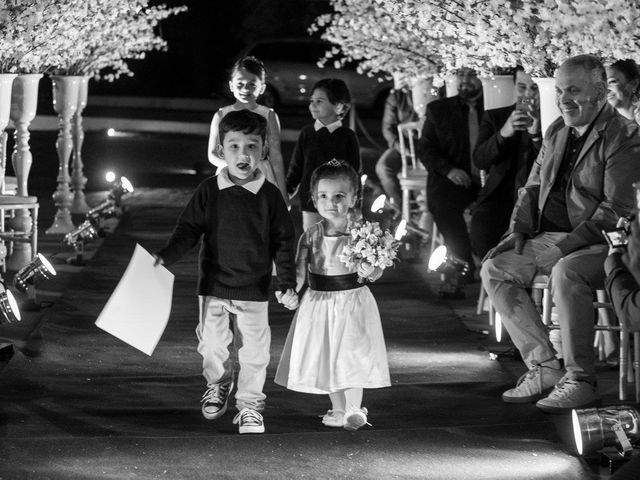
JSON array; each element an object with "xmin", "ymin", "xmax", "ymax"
[
  {"xmin": 231, "ymin": 56, "xmax": 266, "ymax": 83},
  {"xmin": 310, "ymin": 159, "xmax": 359, "ymax": 195},
  {"xmin": 219, "ymin": 110, "xmax": 267, "ymax": 144},
  {"xmin": 312, "ymin": 78, "xmax": 352, "ymax": 117}
]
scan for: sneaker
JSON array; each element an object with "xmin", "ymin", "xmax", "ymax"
[
  {"xmin": 233, "ymin": 408, "xmax": 265, "ymax": 434},
  {"xmin": 201, "ymin": 380, "xmax": 233, "ymax": 420},
  {"xmin": 536, "ymin": 379, "xmax": 601, "ymax": 413},
  {"xmin": 502, "ymin": 362, "xmax": 564, "ymax": 403},
  {"xmin": 344, "ymin": 407, "xmax": 370, "ymax": 431},
  {"xmin": 321, "ymin": 409, "xmax": 345, "ymax": 428}
]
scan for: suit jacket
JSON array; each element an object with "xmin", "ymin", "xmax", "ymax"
[
  {"xmin": 473, "ymin": 105, "xmax": 540, "ymax": 206},
  {"xmin": 418, "ymin": 95, "xmax": 483, "ymax": 186},
  {"xmin": 509, "ymin": 102, "xmax": 640, "ymax": 255}
]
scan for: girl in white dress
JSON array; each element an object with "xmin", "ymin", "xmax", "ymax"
[
  {"xmin": 207, "ymin": 56, "xmax": 288, "ymax": 205},
  {"xmin": 275, "ymin": 160, "xmax": 391, "ymax": 431}
]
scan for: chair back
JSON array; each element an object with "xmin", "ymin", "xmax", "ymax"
[{"xmin": 397, "ymin": 121, "xmax": 423, "ymax": 176}]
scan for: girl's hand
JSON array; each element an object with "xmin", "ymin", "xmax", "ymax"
[
  {"xmin": 357, "ymin": 262, "xmax": 383, "ymax": 282},
  {"xmin": 276, "ymin": 289, "xmax": 299, "ymax": 310}
]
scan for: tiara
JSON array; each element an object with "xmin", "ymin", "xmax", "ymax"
[{"xmin": 326, "ymin": 159, "xmax": 343, "ymax": 167}]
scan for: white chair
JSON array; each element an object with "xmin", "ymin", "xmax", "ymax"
[{"xmin": 0, "ymin": 132, "xmax": 38, "ymax": 273}]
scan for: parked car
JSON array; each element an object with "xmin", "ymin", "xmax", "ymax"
[{"xmin": 238, "ymin": 38, "xmax": 392, "ymax": 111}]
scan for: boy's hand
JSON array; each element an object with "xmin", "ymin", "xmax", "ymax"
[
  {"xmin": 152, "ymin": 254, "xmax": 164, "ymax": 267},
  {"xmin": 276, "ymin": 289, "xmax": 299, "ymax": 310}
]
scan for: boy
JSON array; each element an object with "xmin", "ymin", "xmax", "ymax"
[{"xmin": 154, "ymin": 110, "xmax": 298, "ymax": 434}]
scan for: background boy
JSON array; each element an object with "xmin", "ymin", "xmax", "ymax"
[{"xmin": 154, "ymin": 110, "xmax": 298, "ymax": 434}]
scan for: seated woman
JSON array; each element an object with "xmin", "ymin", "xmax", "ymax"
[
  {"xmin": 606, "ymin": 59, "xmax": 640, "ymax": 121},
  {"xmin": 604, "ymin": 219, "xmax": 640, "ymax": 331}
]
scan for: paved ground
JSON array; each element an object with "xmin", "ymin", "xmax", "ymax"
[{"xmin": 0, "ymin": 103, "xmax": 634, "ymax": 479}]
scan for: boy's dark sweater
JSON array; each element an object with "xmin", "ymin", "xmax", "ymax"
[
  {"xmin": 157, "ymin": 176, "xmax": 296, "ymax": 301},
  {"xmin": 286, "ymin": 124, "xmax": 360, "ymax": 212}
]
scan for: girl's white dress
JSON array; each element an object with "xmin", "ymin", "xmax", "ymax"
[{"xmin": 275, "ymin": 222, "xmax": 391, "ymax": 394}]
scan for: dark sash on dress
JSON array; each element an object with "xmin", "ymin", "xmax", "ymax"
[{"xmin": 308, "ymin": 272, "xmax": 360, "ymax": 291}]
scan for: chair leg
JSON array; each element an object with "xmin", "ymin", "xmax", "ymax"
[
  {"xmin": 619, "ymin": 328, "xmax": 629, "ymax": 401},
  {"xmin": 476, "ymin": 286, "xmax": 486, "ymax": 315},
  {"xmin": 634, "ymin": 332, "xmax": 640, "ymax": 403}
]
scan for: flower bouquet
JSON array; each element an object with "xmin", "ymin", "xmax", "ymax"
[{"xmin": 339, "ymin": 220, "xmax": 399, "ymax": 283}]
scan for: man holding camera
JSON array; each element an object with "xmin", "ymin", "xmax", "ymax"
[
  {"xmin": 472, "ymin": 67, "xmax": 541, "ymax": 258},
  {"xmin": 481, "ymin": 55, "xmax": 640, "ymax": 412}
]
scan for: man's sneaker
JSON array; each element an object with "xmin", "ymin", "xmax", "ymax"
[
  {"xmin": 344, "ymin": 407, "xmax": 370, "ymax": 431},
  {"xmin": 233, "ymin": 408, "xmax": 265, "ymax": 434},
  {"xmin": 321, "ymin": 410, "xmax": 345, "ymax": 428},
  {"xmin": 502, "ymin": 362, "xmax": 564, "ymax": 403},
  {"xmin": 536, "ymin": 379, "xmax": 601, "ymax": 413},
  {"xmin": 201, "ymin": 381, "xmax": 233, "ymax": 420}
]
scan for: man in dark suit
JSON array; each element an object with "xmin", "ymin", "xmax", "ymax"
[
  {"xmin": 418, "ymin": 67, "xmax": 483, "ymax": 292},
  {"xmin": 472, "ymin": 68, "xmax": 542, "ymax": 258}
]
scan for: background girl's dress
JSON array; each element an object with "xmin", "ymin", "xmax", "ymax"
[
  {"xmin": 207, "ymin": 104, "xmax": 287, "ymax": 200},
  {"xmin": 275, "ymin": 222, "xmax": 391, "ymax": 394}
]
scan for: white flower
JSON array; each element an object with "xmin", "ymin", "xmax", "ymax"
[
  {"xmin": 340, "ymin": 220, "xmax": 399, "ymax": 282},
  {"xmin": 0, "ymin": 0, "xmax": 186, "ymax": 79}
]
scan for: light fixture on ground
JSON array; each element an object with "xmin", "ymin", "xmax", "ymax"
[
  {"xmin": 428, "ymin": 245, "xmax": 470, "ymax": 277},
  {"xmin": 394, "ymin": 219, "xmax": 431, "ymax": 241},
  {"xmin": 428, "ymin": 245, "xmax": 470, "ymax": 298},
  {"xmin": 370, "ymin": 194, "xmax": 401, "ymax": 217},
  {"xmin": 572, "ymin": 406, "xmax": 640, "ymax": 457},
  {"xmin": 63, "ymin": 220, "xmax": 99, "ymax": 266},
  {"xmin": 87, "ymin": 176, "xmax": 134, "ymax": 222},
  {"xmin": 0, "ymin": 281, "xmax": 20, "ymax": 324},
  {"xmin": 13, "ymin": 253, "xmax": 57, "ymax": 311}
]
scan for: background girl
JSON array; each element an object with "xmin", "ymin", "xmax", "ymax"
[
  {"xmin": 286, "ymin": 79, "xmax": 361, "ymax": 230},
  {"xmin": 275, "ymin": 160, "xmax": 390, "ymax": 431},
  {"xmin": 207, "ymin": 56, "xmax": 288, "ymax": 203}
]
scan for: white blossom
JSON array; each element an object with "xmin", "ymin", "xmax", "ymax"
[{"xmin": 0, "ymin": 0, "xmax": 187, "ymax": 80}]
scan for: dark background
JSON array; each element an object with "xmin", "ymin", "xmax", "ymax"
[{"xmin": 90, "ymin": 0, "xmax": 332, "ymax": 99}]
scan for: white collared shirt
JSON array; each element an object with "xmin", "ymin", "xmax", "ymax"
[
  {"xmin": 217, "ymin": 166, "xmax": 265, "ymax": 194},
  {"xmin": 314, "ymin": 118, "xmax": 342, "ymax": 133}
]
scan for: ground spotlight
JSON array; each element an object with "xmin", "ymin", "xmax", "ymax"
[
  {"xmin": 109, "ymin": 176, "xmax": 134, "ymax": 203},
  {"xmin": 427, "ymin": 245, "xmax": 470, "ymax": 277},
  {"xmin": 13, "ymin": 254, "xmax": 57, "ymax": 293},
  {"xmin": 394, "ymin": 219, "xmax": 431, "ymax": 241},
  {"xmin": 572, "ymin": 406, "xmax": 640, "ymax": 457},
  {"xmin": 370, "ymin": 194, "xmax": 400, "ymax": 215},
  {"xmin": 64, "ymin": 220, "xmax": 99, "ymax": 248},
  {"xmin": 86, "ymin": 176, "xmax": 134, "ymax": 225},
  {"xmin": 0, "ymin": 281, "xmax": 20, "ymax": 324}
]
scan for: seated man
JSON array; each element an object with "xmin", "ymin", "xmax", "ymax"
[
  {"xmin": 418, "ymin": 67, "xmax": 484, "ymax": 290},
  {"xmin": 481, "ymin": 54, "xmax": 640, "ymax": 412},
  {"xmin": 375, "ymin": 83, "xmax": 420, "ymax": 208},
  {"xmin": 472, "ymin": 67, "xmax": 541, "ymax": 258}
]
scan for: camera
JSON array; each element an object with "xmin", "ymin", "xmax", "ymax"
[{"xmin": 602, "ymin": 227, "xmax": 629, "ymax": 248}]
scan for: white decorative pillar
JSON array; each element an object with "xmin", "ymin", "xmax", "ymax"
[
  {"xmin": 533, "ymin": 77, "xmax": 561, "ymax": 136},
  {"xmin": 46, "ymin": 75, "xmax": 82, "ymax": 235},
  {"xmin": 70, "ymin": 76, "xmax": 90, "ymax": 214},
  {"xmin": 7, "ymin": 73, "xmax": 42, "ymax": 269},
  {"xmin": 480, "ymin": 75, "xmax": 516, "ymax": 110}
]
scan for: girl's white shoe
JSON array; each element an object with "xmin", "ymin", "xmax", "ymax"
[
  {"xmin": 344, "ymin": 407, "xmax": 370, "ymax": 431},
  {"xmin": 321, "ymin": 409, "xmax": 345, "ymax": 428}
]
